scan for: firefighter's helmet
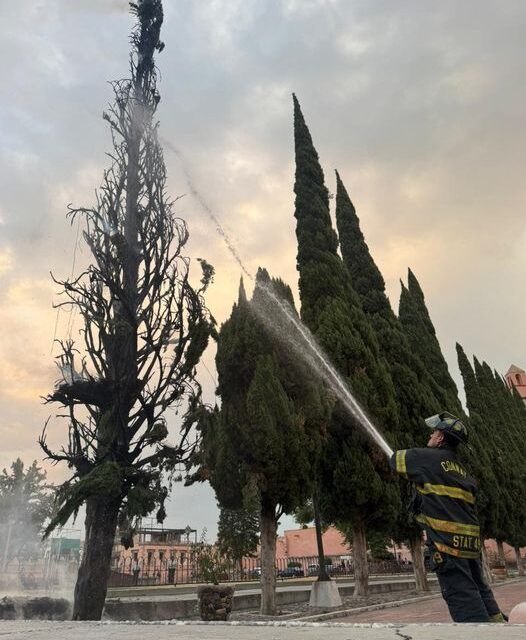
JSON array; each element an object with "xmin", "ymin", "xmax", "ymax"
[{"xmin": 424, "ymin": 411, "xmax": 468, "ymax": 445}]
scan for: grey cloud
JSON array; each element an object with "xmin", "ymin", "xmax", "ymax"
[{"xmin": 1, "ymin": 0, "xmax": 526, "ymax": 537}]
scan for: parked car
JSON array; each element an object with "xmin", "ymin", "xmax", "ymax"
[
  {"xmin": 249, "ymin": 567, "xmax": 262, "ymax": 578},
  {"xmin": 277, "ymin": 566, "xmax": 305, "ymax": 579},
  {"xmin": 307, "ymin": 564, "xmax": 340, "ymax": 576}
]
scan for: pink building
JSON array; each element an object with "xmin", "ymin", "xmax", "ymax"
[
  {"xmin": 276, "ymin": 526, "xmax": 352, "ymax": 559},
  {"xmin": 275, "ymin": 526, "xmax": 411, "ymax": 562},
  {"xmin": 505, "ymin": 364, "xmax": 526, "ymax": 405}
]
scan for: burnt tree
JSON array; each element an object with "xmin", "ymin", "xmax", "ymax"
[{"xmin": 40, "ymin": 0, "xmax": 213, "ymax": 620}]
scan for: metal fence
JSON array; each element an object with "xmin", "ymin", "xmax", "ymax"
[{"xmin": 107, "ymin": 554, "xmax": 414, "ymax": 588}]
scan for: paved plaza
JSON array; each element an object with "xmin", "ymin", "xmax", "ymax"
[
  {"xmin": 338, "ymin": 578, "xmax": 526, "ymax": 623},
  {"xmin": 0, "ymin": 620, "xmax": 525, "ymax": 640}
]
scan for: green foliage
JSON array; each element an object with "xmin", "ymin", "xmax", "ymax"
[
  {"xmin": 293, "ymin": 500, "xmax": 315, "ymax": 528},
  {"xmin": 399, "ymin": 270, "xmax": 462, "ymax": 414},
  {"xmin": 192, "ymin": 267, "xmax": 330, "ymax": 613},
  {"xmin": 367, "ymin": 530, "xmax": 394, "ymax": 561},
  {"xmin": 45, "ymin": 462, "xmax": 123, "ymax": 536},
  {"xmin": 199, "ymin": 269, "xmax": 327, "ymax": 517},
  {"xmin": 190, "ymin": 531, "xmax": 230, "ymax": 585},
  {"xmin": 0, "ymin": 459, "xmax": 55, "ymax": 562},
  {"xmin": 457, "ymin": 344, "xmax": 526, "ymax": 548},
  {"xmin": 333, "ymin": 171, "xmax": 444, "ymax": 545},
  {"xmin": 460, "ymin": 352, "xmax": 506, "ymax": 541},
  {"xmin": 292, "ymin": 96, "xmax": 401, "ymax": 538},
  {"xmin": 216, "ymin": 506, "xmax": 259, "ymax": 564}
]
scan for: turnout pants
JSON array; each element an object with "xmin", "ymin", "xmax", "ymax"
[{"xmin": 431, "ymin": 550, "xmax": 501, "ymax": 623}]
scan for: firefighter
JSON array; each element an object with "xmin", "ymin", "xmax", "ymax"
[{"xmin": 390, "ymin": 411, "xmax": 506, "ymax": 623}]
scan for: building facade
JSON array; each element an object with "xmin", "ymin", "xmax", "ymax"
[
  {"xmin": 110, "ymin": 525, "xmax": 197, "ymax": 585},
  {"xmin": 505, "ymin": 364, "xmax": 526, "ymax": 405}
]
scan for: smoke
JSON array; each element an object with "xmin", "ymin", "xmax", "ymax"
[
  {"xmin": 161, "ymin": 138, "xmax": 254, "ymax": 280},
  {"xmin": 0, "ymin": 460, "xmax": 77, "ymax": 600},
  {"xmin": 62, "ymin": 0, "xmax": 130, "ymax": 15}
]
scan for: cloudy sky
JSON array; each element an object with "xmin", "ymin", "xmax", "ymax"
[{"xmin": 1, "ymin": 0, "xmax": 525, "ymax": 539}]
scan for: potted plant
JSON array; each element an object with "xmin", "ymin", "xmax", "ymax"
[{"xmin": 191, "ymin": 534, "xmax": 235, "ymax": 621}]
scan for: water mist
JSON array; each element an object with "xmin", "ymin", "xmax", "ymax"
[{"xmin": 166, "ymin": 140, "xmax": 394, "ymax": 459}]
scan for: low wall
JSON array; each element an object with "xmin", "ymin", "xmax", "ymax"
[{"xmin": 104, "ymin": 577, "xmax": 431, "ymax": 621}]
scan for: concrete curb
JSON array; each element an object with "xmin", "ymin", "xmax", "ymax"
[
  {"xmin": 99, "ymin": 619, "xmax": 526, "ymax": 627},
  {"xmin": 104, "ymin": 576, "xmax": 434, "ymax": 620}
]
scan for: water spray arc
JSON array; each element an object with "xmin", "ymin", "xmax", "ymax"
[
  {"xmin": 254, "ymin": 282, "xmax": 394, "ymax": 458},
  {"xmin": 166, "ymin": 141, "xmax": 394, "ymax": 459}
]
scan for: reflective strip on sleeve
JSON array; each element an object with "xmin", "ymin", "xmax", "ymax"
[
  {"xmin": 416, "ymin": 483, "xmax": 475, "ymax": 505},
  {"xmin": 395, "ymin": 450, "xmax": 407, "ymax": 476},
  {"xmin": 415, "ymin": 514, "xmax": 480, "ymax": 537},
  {"xmin": 434, "ymin": 542, "xmax": 480, "ymax": 559}
]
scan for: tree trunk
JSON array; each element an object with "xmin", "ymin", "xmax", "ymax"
[
  {"xmin": 260, "ymin": 501, "xmax": 277, "ymax": 615},
  {"xmin": 352, "ymin": 520, "xmax": 368, "ymax": 597},
  {"xmin": 515, "ymin": 546, "xmax": 524, "ymax": 576},
  {"xmin": 496, "ymin": 540, "xmax": 508, "ymax": 575},
  {"xmin": 408, "ymin": 534, "xmax": 429, "ymax": 592},
  {"xmin": 312, "ymin": 493, "xmax": 330, "ymax": 582},
  {"xmin": 72, "ymin": 496, "xmax": 121, "ymax": 620},
  {"xmin": 481, "ymin": 543, "xmax": 493, "ymax": 584}
]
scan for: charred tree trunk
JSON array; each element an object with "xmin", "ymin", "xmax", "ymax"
[
  {"xmin": 312, "ymin": 493, "xmax": 330, "ymax": 582},
  {"xmin": 72, "ymin": 496, "xmax": 121, "ymax": 620},
  {"xmin": 481, "ymin": 543, "xmax": 493, "ymax": 584},
  {"xmin": 260, "ymin": 501, "xmax": 277, "ymax": 615},
  {"xmin": 352, "ymin": 519, "xmax": 368, "ymax": 597},
  {"xmin": 514, "ymin": 546, "xmax": 524, "ymax": 576},
  {"xmin": 496, "ymin": 540, "xmax": 508, "ymax": 575},
  {"xmin": 408, "ymin": 534, "xmax": 429, "ymax": 592}
]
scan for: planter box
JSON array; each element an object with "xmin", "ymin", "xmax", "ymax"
[{"xmin": 196, "ymin": 585, "xmax": 234, "ymax": 621}]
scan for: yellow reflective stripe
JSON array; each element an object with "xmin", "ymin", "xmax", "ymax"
[
  {"xmin": 396, "ymin": 450, "xmax": 407, "ymax": 476},
  {"xmin": 415, "ymin": 514, "xmax": 480, "ymax": 537},
  {"xmin": 416, "ymin": 483, "xmax": 475, "ymax": 505},
  {"xmin": 434, "ymin": 542, "xmax": 480, "ymax": 559}
]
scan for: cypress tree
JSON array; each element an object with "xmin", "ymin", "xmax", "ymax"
[
  {"xmin": 293, "ymin": 95, "xmax": 400, "ymax": 596},
  {"xmin": 399, "ymin": 271, "xmax": 462, "ymax": 415},
  {"xmin": 456, "ymin": 345, "xmax": 501, "ymax": 544},
  {"xmin": 472, "ymin": 357, "xmax": 519, "ymax": 569},
  {"xmin": 492, "ymin": 369, "xmax": 526, "ymax": 573},
  {"xmin": 493, "ymin": 366, "xmax": 526, "ymax": 566},
  {"xmin": 201, "ymin": 270, "xmax": 327, "ymax": 614},
  {"xmin": 334, "ymin": 171, "xmax": 443, "ymax": 590}
]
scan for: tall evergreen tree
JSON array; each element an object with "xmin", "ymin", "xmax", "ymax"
[
  {"xmin": 492, "ymin": 369, "xmax": 526, "ymax": 571},
  {"xmin": 456, "ymin": 345, "xmax": 501, "ymax": 544},
  {"xmin": 334, "ymin": 171, "xmax": 442, "ymax": 590},
  {"xmin": 293, "ymin": 95, "xmax": 400, "ymax": 596},
  {"xmin": 474, "ymin": 359, "xmax": 526, "ymax": 568},
  {"xmin": 197, "ymin": 270, "xmax": 327, "ymax": 614},
  {"xmin": 399, "ymin": 271, "xmax": 462, "ymax": 415}
]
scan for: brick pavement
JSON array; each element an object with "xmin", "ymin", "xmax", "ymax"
[{"xmin": 338, "ymin": 579, "xmax": 526, "ymax": 623}]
